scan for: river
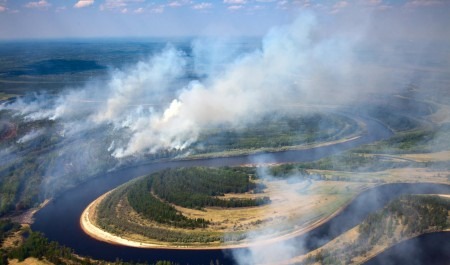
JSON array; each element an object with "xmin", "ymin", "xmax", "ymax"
[
  {"xmin": 365, "ymin": 232, "xmax": 450, "ymax": 265},
  {"xmin": 31, "ymin": 117, "xmax": 450, "ymax": 264}
]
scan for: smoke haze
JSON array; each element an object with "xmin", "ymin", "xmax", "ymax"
[
  {"xmin": 6, "ymin": 8, "xmax": 448, "ymax": 159},
  {"xmin": 1, "ymin": 3, "xmax": 449, "ymax": 265}
]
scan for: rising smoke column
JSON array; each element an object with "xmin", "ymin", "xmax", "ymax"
[
  {"xmin": 3, "ymin": 9, "xmax": 439, "ymax": 159},
  {"xmin": 108, "ymin": 12, "xmax": 363, "ymax": 157}
]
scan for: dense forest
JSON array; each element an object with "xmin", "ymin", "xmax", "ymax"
[
  {"xmin": 127, "ymin": 180, "xmax": 210, "ymax": 229},
  {"xmin": 127, "ymin": 167, "xmax": 268, "ymax": 227},
  {"xmin": 95, "ymin": 166, "xmax": 270, "ymax": 243},
  {"xmin": 0, "ymin": 110, "xmax": 357, "ymax": 219},
  {"xmin": 148, "ymin": 167, "xmax": 269, "ymax": 209}
]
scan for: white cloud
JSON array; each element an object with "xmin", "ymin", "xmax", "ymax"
[
  {"xmin": 168, "ymin": 1, "xmax": 181, "ymax": 7},
  {"xmin": 134, "ymin": 7, "xmax": 144, "ymax": 13},
  {"xmin": 25, "ymin": 0, "xmax": 51, "ymax": 9},
  {"xmin": 100, "ymin": 1, "xmax": 125, "ymax": 10},
  {"xmin": 366, "ymin": 0, "xmax": 382, "ymax": 4},
  {"xmin": 224, "ymin": 0, "xmax": 246, "ymax": 4},
  {"xmin": 334, "ymin": 1, "xmax": 349, "ymax": 9},
  {"xmin": 168, "ymin": 0, "xmax": 192, "ymax": 7},
  {"xmin": 0, "ymin": 5, "xmax": 5, "ymax": 12},
  {"xmin": 74, "ymin": 0, "xmax": 94, "ymax": 8},
  {"xmin": 276, "ymin": 0, "xmax": 288, "ymax": 9},
  {"xmin": 405, "ymin": 0, "xmax": 445, "ymax": 7},
  {"xmin": 100, "ymin": 0, "xmax": 145, "ymax": 11},
  {"xmin": 56, "ymin": 6, "xmax": 67, "ymax": 12},
  {"xmin": 228, "ymin": 5, "xmax": 243, "ymax": 10},
  {"xmin": 331, "ymin": 0, "xmax": 349, "ymax": 13},
  {"xmin": 150, "ymin": 5, "xmax": 164, "ymax": 13},
  {"xmin": 192, "ymin": 2, "xmax": 212, "ymax": 9}
]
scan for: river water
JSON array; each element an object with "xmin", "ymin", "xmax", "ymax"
[
  {"xmin": 31, "ymin": 117, "xmax": 450, "ymax": 264},
  {"xmin": 365, "ymin": 232, "xmax": 450, "ymax": 265}
]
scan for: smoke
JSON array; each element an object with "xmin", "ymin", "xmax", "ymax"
[
  {"xmin": 1, "ymin": 4, "xmax": 448, "ymax": 185},
  {"xmin": 2, "ymin": 12, "xmax": 369, "ymax": 158},
  {"xmin": 2, "ymin": 8, "xmax": 448, "ymax": 159},
  {"xmin": 0, "ymin": 3, "xmax": 448, "ymax": 264},
  {"xmin": 231, "ymin": 166, "xmax": 306, "ymax": 265},
  {"xmin": 16, "ymin": 129, "xmax": 44, "ymax": 144}
]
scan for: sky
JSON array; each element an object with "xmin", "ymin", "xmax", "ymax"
[{"xmin": 0, "ymin": 0, "xmax": 449, "ymax": 39}]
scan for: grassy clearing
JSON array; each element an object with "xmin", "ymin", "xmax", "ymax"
[{"xmin": 89, "ymin": 177, "xmax": 368, "ymax": 247}]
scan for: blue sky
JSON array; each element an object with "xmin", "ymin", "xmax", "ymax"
[{"xmin": 0, "ymin": 0, "xmax": 449, "ymax": 39}]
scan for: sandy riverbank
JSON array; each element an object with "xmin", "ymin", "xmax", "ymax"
[{"xmin": 80, "ymin": 185, "xmax": 361, "ymax": 250}]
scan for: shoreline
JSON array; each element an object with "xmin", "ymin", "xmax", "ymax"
[
  {"xmin": 179, "ymin": 135, "xmax": 364, "ymax": 162},
  {"xmin": 80, "ymin": 181, "xmax": 450, "ymax": 250},
  {"xmin": 9, "ymin": 199, "xmax": 50, "ymax": 225},
  {"xmin": 78, "ymin": 128, "xmax": 373, "ymax": 251},
  {"xmin": 79, "ymin": 183, "xmax": 372, "ymax": 250},
  {"xmin": 359, "ymin": 229, "xmax": 450, "ymax": 265}
]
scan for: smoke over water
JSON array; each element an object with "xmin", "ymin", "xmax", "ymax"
[
  {"xmin": 3, "ymin": 6, "xmax": 449, "ymax": 160},
  {"xmin": 2, "ymin": 11, "xmax": 412, "ymax": 159},
  {"xmin": 1, "ymin": 4, "xmax": 449, "ymax": 265}
]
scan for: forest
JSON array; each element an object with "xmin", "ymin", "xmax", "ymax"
[
  {"xmin": 1, "ymin": 228, "xmax": 181, "ymax": 265},
  {"xmin": 127, "ymin": 179, "xmax": 210, "ymax": 229},
  {"xmin": 96, "ymin": 183, "xmax": 224, "ymax": 243},
  {"xmin": 148, "ymin": 167, "xmax": 269, "ymax": 209},
  {"xmin": 190, "ymin": 113, "xmax": 360, "ymax": 154}
]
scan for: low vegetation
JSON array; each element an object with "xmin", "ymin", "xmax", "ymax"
[
  {"xmin": 1, "ymin": 226, "xmax": 182, "ymax": 265},
  {"xmin": 300, "ymin": 195, "xmax": 450, "ymax": 265}
]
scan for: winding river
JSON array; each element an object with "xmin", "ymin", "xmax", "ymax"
[{"xmin": 31, "ymin": 117, "xmax": 450, "ymax": 264}]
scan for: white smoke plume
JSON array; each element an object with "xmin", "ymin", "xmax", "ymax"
[
  {"xmin": 231, "ymin": 166, "xmax": 306, "ymax": 265},
  {"xmin": 16, "ymin": 129, "xmax": 44, "ymax": 144},
  {"xmin": 2, "ymin": 8, "xmax": 448, "ymax": 159}
]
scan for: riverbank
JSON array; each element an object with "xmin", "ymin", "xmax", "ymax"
[
  {"xmin": 80, "ymin": 181, "xmax": 370, "ymax": 250},
  {"xmin": 9, "ymin": 199, "xmax": 50, "ymax": 225},
  {"xmin": 81, "ymin": 180, "xmax": 450, "ymax": 251},
  {"xmin": 281, "ymin": 194, "xmax": 450, "ymax": 265},
  {"xmin": 181, "ymin": 135, "xmax": 363, "ymax": 162}
]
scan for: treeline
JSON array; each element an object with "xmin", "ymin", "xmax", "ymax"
[
  {"xmin": 0, "ymin": 219, "xmax": 19, "ymax": 244},
  {"xmin": 8, "ymin": 231, "xmax": 76, "ymax": 265},
  {"xmin": 258, "ymin": 164, "xmax": 320, "ymax": 179},
  {"xmin": 359, "ymin": 195, "xmax": 449, "ymax": 244},
  {"xmin": 0, "ymin": 111, "xmax": 118, "ymax": 217},
  {"xmin": 128, "ymin": 180, "xmax": 210, "ymax": 229},
  {"xmin": 299, "ymin": 195, "xmax": 450, "ymax": 265},
  {"xmin": 2, "ymin": 228, "xmax": 182, "ymax": 265},
  {"xmin": 192, "ymin": 113, "xmax": 359, "ymax": 154},
  {"xmin": 365, "ymin": 106, "xmax": 420, "ymax": 132},
  {"xmin": 97, "ymin": 185, "xmax": 221, "ymax": 242},
  {"xmin": 265, "ymin": 152, "xmax": 415, "ymax": 175},
  {"xmin": 355, "ymin": 123, "xmax": 450, "ymax": 154},
  {"xmin": 148, "ymin": 167, "xmax": 269, "ymax": 209}
]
